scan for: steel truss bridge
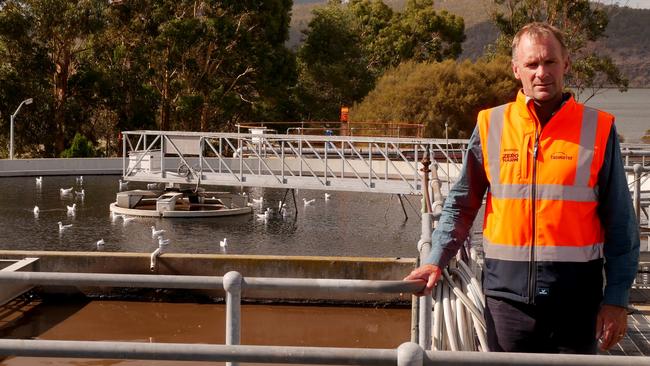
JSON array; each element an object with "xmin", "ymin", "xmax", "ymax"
[{"xmin": 120, "ymin": 130, "xmax": 468, "ymax": 195}]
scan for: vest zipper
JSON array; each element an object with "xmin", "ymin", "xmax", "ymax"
[{"xmin": 529, "ymin": 131, "xmax": 540, "ymax": 304}]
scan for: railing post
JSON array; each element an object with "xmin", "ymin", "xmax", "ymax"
[
  {"xmin": 223, "ymin": 271, "xmax": 242, "ymax": 366},
  {"xmin": 160, "ymin": 134, "xmax": 165, "ymax": 179},
  {"xmin": 417, "ymin": 213, "xmax": 433, "ymax": 350},
  {"xmin": 633, "ymin": 163, "xmax": 642, "ymax": 222},
  {"xmin": 397, "ymin": 342, "xmax": 424, "ymax": 366}
]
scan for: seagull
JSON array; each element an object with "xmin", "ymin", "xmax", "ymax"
[
  {"xmin": 35, "ymin": 176, "xmax": 43, "ymax": 184},
  {"xmin": 158, "ymin": 236, "xmax": 170, "ymax": 246},
  {"xmin": 118, "ymin": 179, "xmax": 129, "ymax": 191},
  {"xmin": 151, "ymin": 226, "xmax": 166, "ymax": 238},
  {"xmin": 123, "ymin": 216, "xmax": 136, "ymax": 226},
  {"xmin": 303, "ymin": 198, "xmax": 315, "ymax": 206},
  {"xmin": 256, "ymin": 209, "xmax": 271, "ymax": 221},
  {"xmin": 58, "ymin": 221, "xmax": 73, "ymax": 232},
  {"xmin": 33, "ymin": 206, "xmax": 40, "ymax": 215},
  {"xmin": 67, "ymin": 203, "xmax": 76, "ymax": 214},
  {"xmin": 60, "ymin": 187, "xmax": 73, "ymax": 195},
  {"xmin": 220, "ymin": 238, "xmax": 228, "ymax": 247},
  {"xmin": 96, "ymin": 239, "xmax": 105, "ymax": 249},
  {"xmin": 75, "ymin": 189, "xmax": 85, "ymax": 197},
  {"xmin": 324, "ymin": 193, "xmax": 332, "ymax": 201}
]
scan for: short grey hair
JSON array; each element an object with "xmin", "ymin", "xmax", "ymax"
[{"xmin": 511, "ymin": 22, "xmax": 567, "ymax": 61}]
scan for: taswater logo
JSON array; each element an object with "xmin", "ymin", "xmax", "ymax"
[{"xmin": 550, "ymin": 152, "xmax": 573, "ymax": 161}]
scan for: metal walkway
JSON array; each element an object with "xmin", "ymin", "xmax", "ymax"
[{"xmin": 120, "ymin": 130, "xmax": 468, "ymax": 195}]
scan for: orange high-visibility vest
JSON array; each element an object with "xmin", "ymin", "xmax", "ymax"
[{"xmin": 477, "ymin": 91, "xmax": 613, "ymax": 264}]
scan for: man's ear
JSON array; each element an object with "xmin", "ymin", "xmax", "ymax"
[
  {"xmin": 564, "ymin": 55, "xmax": 571, "ymax": 74},
  {"xmin": 512, "ymin": 60, "xmax": 521, "ymax": 80}
]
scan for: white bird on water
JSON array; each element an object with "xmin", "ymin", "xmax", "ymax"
[
  {"xmin": 33, "ymin": 206, "xmax": 40, "ymax": 217},
  {"xmin": 303, "ymin": 198, "xmax": 315, "ymax": 206},
  {"xmin": 35, "ymin": 176, "xmax": 43, "ymax": 184},
  {"xmin": 151, "ymin": 226, "xmax": 166, "ymax": 238},
  {"xmin": 75, "ymin": 189, "xmax": 85, "ymax": 197},
  {"xmin": 60, "ymin": 187, "xmax": 73, "ymax": 195},
  {"xmin": 58, "ymin": 221, "xmax": 73, "ymax": 233},
  {"xmin": 67, "ymin": 203, "xmax": 76, "ymax": 214},
  {"xmin": 96, "ymin": 239, "xmax": 105, "ymax": 249},
  {"xmin": 256, "ymin": 208, "xmax": 271, "ymax": 221},
  {"xmin": 220, "ymin": 238, "xmax": 228, "ymax": 247},
  {"xmin": 324, "ymin": 193, "xmax": 332, "ymax": 201}
]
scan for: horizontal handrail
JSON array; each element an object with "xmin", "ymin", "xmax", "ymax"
[
  {"xmin": 0, "ymin": 339, "xmax": 644, "ymax": 365},
  {"xmin": 0, "ymin": 271, "xmax": 425, "ymax": 294}
]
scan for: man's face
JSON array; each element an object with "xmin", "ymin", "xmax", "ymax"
[{"xmin": 512, "ymin": 33, "xmax": 570, "ymax": 104}]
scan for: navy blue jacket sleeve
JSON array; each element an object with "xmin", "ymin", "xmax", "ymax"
[
  {"xmin": 598, "ymin": 124, "xmax": 640, "ymax": 307},
  {"xmin": 425, "ymin": 126, "xmax": 489, "ymax": 267}
]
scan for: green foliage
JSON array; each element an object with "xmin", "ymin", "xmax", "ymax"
[
  {"xmin": 295, "ymin": 0, "xmax": 465, "ymax": 121},
  {"xmin": 0, "ymin": 0, "xmax": 296, "ymax": 156},
  {"xmin": 490, "ymin": 0, "xmax": 628, "ymax": 100},
  {"xmin": 60, "ymin": 133, "xmax": 96, "ymax": 158},
  {"xmin": 350, "ymin": 56, "xmax": 519, "ymax": 138}
]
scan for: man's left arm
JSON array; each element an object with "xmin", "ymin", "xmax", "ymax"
[
  {"xmin": 598, "ymin": 125, "xmax": 640, "ymax": 307},
  {"xmin": 596, "ymin": 124, "xmax": 640, "ymax": 350}
]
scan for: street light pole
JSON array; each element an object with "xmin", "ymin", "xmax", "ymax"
[{"xmin": 9, "ymin": 98, "xmax": 33, "ymax": 160}]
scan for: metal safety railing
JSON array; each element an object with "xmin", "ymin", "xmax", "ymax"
[
  {"xmin": 0, "ymin": 271, "xmax": 645, "ymax": 366},
  {"xmin": 120, "ymin": 130, "xmax": 468, "ymax": 195}
]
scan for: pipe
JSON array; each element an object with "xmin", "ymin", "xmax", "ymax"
[{"xmin": 149, "ymin": 247, "xmax": 163, "ymax": 271}]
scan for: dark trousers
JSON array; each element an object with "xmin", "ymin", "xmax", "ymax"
[{"xmin": 485, "ymin": 296, "xmax": 599, "ymax": 354}]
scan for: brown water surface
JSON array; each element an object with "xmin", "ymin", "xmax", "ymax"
[{"xmin": 0, "ymin": 298, "xmax": 411, "ymax": 365}]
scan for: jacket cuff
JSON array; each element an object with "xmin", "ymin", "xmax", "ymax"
[{"xmin": 602, "ymin": 285, "xmax": 630, "ymax": 308}]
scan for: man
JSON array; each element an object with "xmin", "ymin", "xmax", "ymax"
[{"xmin": 405, "ymin": 22, "xmax": 639, "ymax": 354}]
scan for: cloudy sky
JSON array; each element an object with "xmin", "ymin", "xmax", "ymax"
[{"xmin": 600, "ymin": 0, "xmax": 650, "ymax": 8}]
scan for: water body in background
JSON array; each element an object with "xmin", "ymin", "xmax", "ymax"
[
  {"xmin": 584, "ymin": 88, "xmax": 650, "ymax": 143},
  {"xmin": 0, "ymin": 175, "xmax": 422, "ymax": 258}
]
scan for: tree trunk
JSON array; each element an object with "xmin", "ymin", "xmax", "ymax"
[
  {"xmin": 160, "ymin": 68, "xmax": 170, "ymax": 131},
  {"xmin": 53, "ymin": 49, "xmax": 71, "ymax": 154}
]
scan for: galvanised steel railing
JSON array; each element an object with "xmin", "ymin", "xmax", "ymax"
[
  {"xmin": 0, "ymin": 271, "xmax": 645, "ymax": 366},
  {"xmin": 120, "ymin": 130, "xmax": 468, "ymax": 195}
]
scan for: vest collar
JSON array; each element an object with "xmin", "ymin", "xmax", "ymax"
[{"xmin": 515, "ymin": 90, "xmax": 575, "ymax": 127}]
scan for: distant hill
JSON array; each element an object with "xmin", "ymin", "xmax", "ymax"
[{"xmin": 290, "ymin": 0, "xmax": 650, "ymax": 87}]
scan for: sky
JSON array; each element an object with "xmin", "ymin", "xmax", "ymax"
[{"xmin": 599, "ymin": 0, "xmax": 650, "ymax": 8}]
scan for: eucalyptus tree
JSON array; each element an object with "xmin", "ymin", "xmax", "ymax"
[
  {"xmin": 0, "ymin": 0, "xmax": 106, "ymax": 155},
  {"xmin": 296, "ymin": 0, "xmax": 465, "ymax": 121},
  {"xmin": 491, "ymin": 0, "xmax": 628, "ymax": 101},
  {"xmin": 98, "ymin": 0, "xmax": 295, "ymax": 132}
]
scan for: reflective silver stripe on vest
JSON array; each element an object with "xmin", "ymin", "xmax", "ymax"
[
  {"xmin": 487, "ymin": 105, "xmax": 506, "ymax": 183},
  {"xmin": 483, "ymin": 238, "xmax": 604, "ymax": 262},
  {"xmin": 486, "ymin": 104, "xmax": 599, "ymax": 202},
  {"xmin": 490, "ymin": 184, "xmax": 597, "ymax": 201},
  {"xmin": 575, "ymin": 107, "xmax": 599, "ymax": 187}
]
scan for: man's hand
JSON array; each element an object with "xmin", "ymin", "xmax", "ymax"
[
  {"xmin": 403, "ymin": 264, "xmax": 442, "ymax": 296},
  {"xmin": 596, "ymin": 304, "xmax": 628, "ymax": 351}
]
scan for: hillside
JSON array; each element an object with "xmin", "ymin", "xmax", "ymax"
[{"xmin": 290, "ymin": 0, "xmax": 650, "ymax": 87}]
